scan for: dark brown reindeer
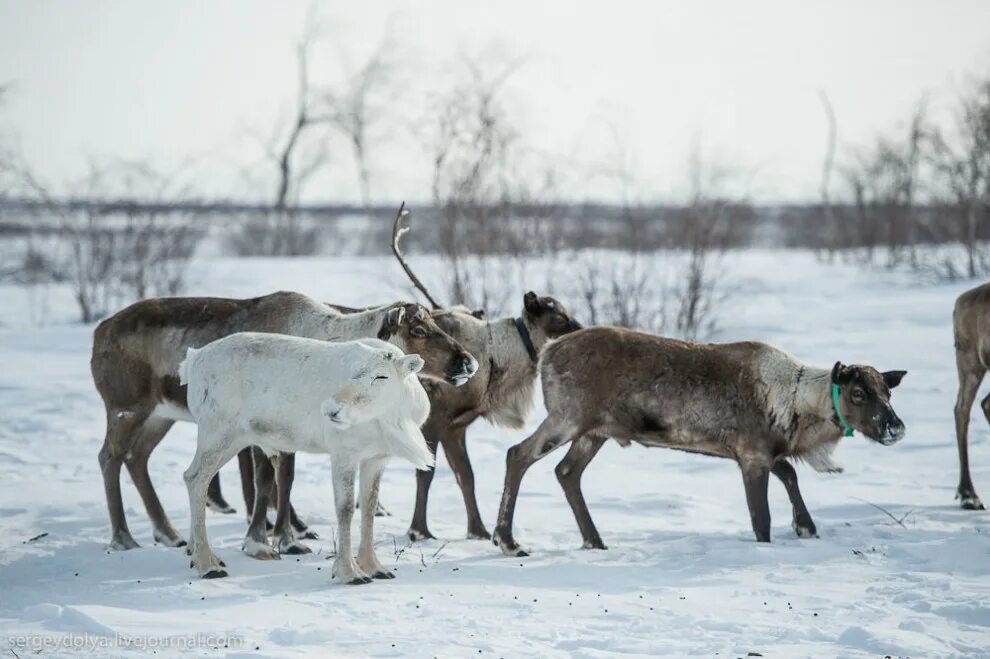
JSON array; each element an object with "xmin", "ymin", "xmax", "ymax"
[
  {"xmin": 492, "ymin": 326, "xmax": 907, "ymax": 556},
  {"xmin": 952, "ymin": 282, "xmax": 990, "ymax": 510},
  {"xmin": 389, "ymin": 204, "xmax": 582, "ymax": 541},
  {"xmin": 92, "ymin": 291, "xmax": 477, "ymax": 552}
]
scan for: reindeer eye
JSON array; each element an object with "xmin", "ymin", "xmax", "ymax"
[
  {"xmin": 374, "ymin": 375, "xmax": 389, "ymax": 381},
  {"xmin": 410, "ymin": 326, "xmax": 428, "ymax": 338},
  {"xmin": 851, "ymin": 389, "xmax": 865, "ymax": 403}
]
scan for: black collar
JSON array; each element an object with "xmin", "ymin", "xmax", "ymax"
[{"xmin": 514, "ymin": 317, "xmax": 539, "ymax": 363}]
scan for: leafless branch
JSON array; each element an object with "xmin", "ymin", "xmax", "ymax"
[{"xmin": 853, "ymin": 497, "xmax": 912, "ymax": 528}]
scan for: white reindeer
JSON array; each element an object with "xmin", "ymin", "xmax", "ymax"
[{"xmin": 179, "ymin": 333, "xmax": 432, "ymax": 583}]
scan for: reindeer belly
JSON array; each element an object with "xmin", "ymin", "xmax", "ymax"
[{"xmin": 631, "ymin": 429, "xmax": 735, "ymax": 459}]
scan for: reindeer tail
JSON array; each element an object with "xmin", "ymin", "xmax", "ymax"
[{"xmin": 178, "ymin": 346, "xmax": 201, "ymax": 386}]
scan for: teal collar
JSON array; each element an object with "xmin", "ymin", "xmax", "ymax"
[{"xmin": 831, "ymin": 384, "xmax": 855, "ymax": 437}]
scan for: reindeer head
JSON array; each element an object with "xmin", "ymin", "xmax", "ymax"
[
  {"xmin": 322, "ymin": 344, "xmax": 425, "ymax": 430},
  {"xmin": 830, "ymin": 362, "xmax": 907, "ymax": 445},
  {"xmin": 378, "ymin": 303, "xmax": 478, "ymax": 387},
  {"xmin": 522, "ymin": 291, "xmax": 582, "ymax": 339}
]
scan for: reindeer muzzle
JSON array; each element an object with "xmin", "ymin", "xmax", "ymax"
[
  {"xmin": 447, "ymin": 354, "xmax": 479, "ymax": 387},
  {"xmin": 877, "ymin": 414, "xmax": 906, "ymax": 446}
]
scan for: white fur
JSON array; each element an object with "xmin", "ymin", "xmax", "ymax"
[
  {"xmin": 179, "ymin": 332, "xmax": 432, "ymax": 582},
  {"xmin": 753, "ymin": 347, "xmax": 844, "ymax": 473}
]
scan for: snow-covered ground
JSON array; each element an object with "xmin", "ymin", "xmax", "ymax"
[{"xmin": 1, "ymin": 249, "xmax": 988, "ymax": 658}]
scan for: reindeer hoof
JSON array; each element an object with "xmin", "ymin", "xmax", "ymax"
[
  {"xmin": 467, "ymin": 527, "xmax": 492, "ymax": 541},
  {"xmin": 110, "ymin": 533, "xmax": 140, "ymax": 551},
  {"xmin": 299, "ymin": 530, "xmax": 319, "ymax": 540},
  {"xmin": 959, "ymin": 495, "xmax": 985, "ymax": 510},
  {"xmin": 280, "ymin": 542, "xmax": 312, "ymax": 555},
  {"xmin": 372, "ymin": 570, "xmax": 395, "ymax": 580},
  {"xmin": 202, "ymin": 569, "xmax": 228, "ymax": 579},
  {"xmin": 243, "ymin": 539, "xmax": 280, "ymax": 560},
  {"xmin": 346, "ymin": 576, "xmax": 373, "ymax": 585},
  {"xmin": 581, "ymin": 539, "xmax": 608, "ymax": 550},
  {"xmin": 493, "ymin": 527, "xmax": 528, "ymax": 556},
  {"xmin": 374, "ymin": 503, "xmax": 391, "ymax": 517},
  {"xmin": 793, "ymin": 520, "xmax": 818, "ymax": 538},
  {"xmin": 206, "ymin": 499, "xmax": 236, "ymax": 515},
  {"xmin": 153, "ymin": 530, "xmax": 187, "ymax": 548},
  {"xmin": 407, "ymin": 528, "xmax": 435, "ymax": 542}
]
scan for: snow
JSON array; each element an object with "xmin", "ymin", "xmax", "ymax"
[{"xmin": 1, "ymin": 249, "xmax": 989, "ymax": 658}]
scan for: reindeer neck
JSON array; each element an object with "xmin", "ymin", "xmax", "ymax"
[
  {"xmin": 489, "ymin": 317, "xmax": 541, "ymax": 374},
  {"xmin": 319, "ymin": 305, "xmax": 390, "ymax": 342},
  {"xmin": 791, "ymin": 367, "xmax": 844, "ymax": 442}
]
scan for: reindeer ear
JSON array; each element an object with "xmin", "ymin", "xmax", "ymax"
[
  {"xmin": 523, "ymin": 291, "xmax": 540, "ymax": 313},
  {"xmin": 378, "ymin": 306, "xmax": 406, "ymax": 340},
  {"xmin": 831, "ymin": 361, "xmax": 853, "ymax": 385},
  {"xmin": 397, "ymin": 354, "xmax": 424, "ymax": 375},
  {"xmin": 883, "ymin": 370, "xmax": 907, "ymax": 389}
]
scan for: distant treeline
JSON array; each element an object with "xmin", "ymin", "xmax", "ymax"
[{"xmin": 0, "ymin": 197, "xmax": 983, "ymax": 254}]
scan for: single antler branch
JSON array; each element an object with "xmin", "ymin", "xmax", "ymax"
[{"xmin": 391, "ymin": 202, "xmax": 443, "ymax": 310}]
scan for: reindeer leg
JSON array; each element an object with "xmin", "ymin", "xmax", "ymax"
[
  {"xmin": 771, "ymin": 459, "xmax": 817, "ymax": 538},
  {"xmin": 273, "ymin": 452, "xmax": 310, "ymax": 555},
  {"xmin": 184, "ymin": 427, "xmax": 238, "ymax": 579},
  {"xmin": 357, "ymin": 456, "xmax": 393, "ymax": 579},
  {"xmin": 331, "ymin": 458, "xmax": 371, "ymax": 585},
  {"xmin": 954, "ymin": 354, "xmax": 985, "ymax": 510},
  {"xmin": 100, "ymin": 407, "xmax": 151, "ymax": 551},
  {"xmin": 440, "ymin": 427, "xmax": 490, "ymax": 540},
  {"xmin": 237, "ymin": 447, "xmax": 255, "ymax": 514},
  {"xmin": 243, "ymin": 447, "xmax": 279, "ymax": 560},
  {"xmin": 555, "ymin": 434, "xmax": 608, "ymax": 549},
  {"xmin": 407, "ymin": 433, "xmax": 440, "ymax": 542},
  {"xmin": 206, "ymin": 472, "xmax": 235, "ymax": 515},
  {"xmin": 740, "ymin": 459, "xmax": 772, "ymax": 542},
  {"xmin": 125, "ymin": 415, "xmax": 186, "ymax": 547},
  {"xmin": 290, "ymin": 503, "xmax": 318, "ymax": 539},
  {"xmin": 494, "ymin": 416, "xmax": 577, "ymax": 557}
]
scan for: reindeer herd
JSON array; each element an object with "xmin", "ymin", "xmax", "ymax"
[{"xmin": 88, "ymin": 206, "xmax": 988, "ymax": 585}]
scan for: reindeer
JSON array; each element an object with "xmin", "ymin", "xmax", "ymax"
[
  {"xmin": 952, "ymin": 282, "xmax": 990, "ymax": 510},
  {"xmin": 387, "ymin": 205, "xmax": 583, "ymax": 541},
  {"xmin": 492, "ymin": 326, "xmax": 907, "ymax": 556},
  {"xmin": 91, "ymin": 291, "xmax": 477, "ymax": 552},
  {"xmin": 180, "ymin": 334, "xmax": 432, "ymax": 582}
]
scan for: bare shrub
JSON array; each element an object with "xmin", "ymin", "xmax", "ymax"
[
  {"xmin": 418, "ymin": 52, "xmax": 558, "ymax": 312},
  {"xmin": 926, "ymin": 76, "xmax": 990, "ymax": 279},
  {"xmin": 21, "ymin": 162, "xmax": 203, "ymax": 323}
]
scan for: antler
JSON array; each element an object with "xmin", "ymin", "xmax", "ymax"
[{"xmin": 391, "ymin": 202, "xmax": 443, "ymax": 310}]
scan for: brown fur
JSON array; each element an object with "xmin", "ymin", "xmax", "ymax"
[
  {"xmin": 492, "ymin": 326, "xmax": 907, "ymax": 554},
  {"xmin": 91, "ymin": 291, "xmax": 476, "ymax": 551},
  {"xmin": 951, "ymin": 282, "xmax": 990, "ymax": 510},
  {"xmin": 406, "ymin": 292, "xmax": 582, "ymax": 540}
]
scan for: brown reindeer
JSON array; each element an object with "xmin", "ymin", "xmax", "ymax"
[
  {"xmin": 92, "ymin": 292, "xmax": 477, "ymax": 552},
  {"xmin": 209, "ymin": 203, "xmax": 583, "ymax": 546},
  {"xmin": 492, "ymin": 326, "xmax": 907, "ymax": 555},
  {"xmin": 952, "ymin": 282, "xmax": 990, "ymax": 510},
  {"xmin": 382, "ymin": 204, "xmax": 583, "ymax": 539}
]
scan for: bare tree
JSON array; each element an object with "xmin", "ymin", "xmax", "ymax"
[
  {"xmin": 420, "ymin": 53, "xmax": 528, "ymax": 312},
  {"xmin": 229, "ymin": 12, "xmax": 331, "ymax": 257},
  {"xmin": 930, "ymin": 76, "xmax": 990, "ymax": 278},
  {"xmin": 322, "ymin": 21, "xmax": 401, "ymax": 215},
  {"xmin": 818, "ymin": 89, "xmax": 838, "ymax": 259},
  {"xmin": 836, "ymin": 103, "xmax": 928, "ymax": 267}
]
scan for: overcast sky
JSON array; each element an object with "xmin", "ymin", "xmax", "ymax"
[{"xmin": 2, "ymin": 0, "xmax": 989, "ymax": 204}]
